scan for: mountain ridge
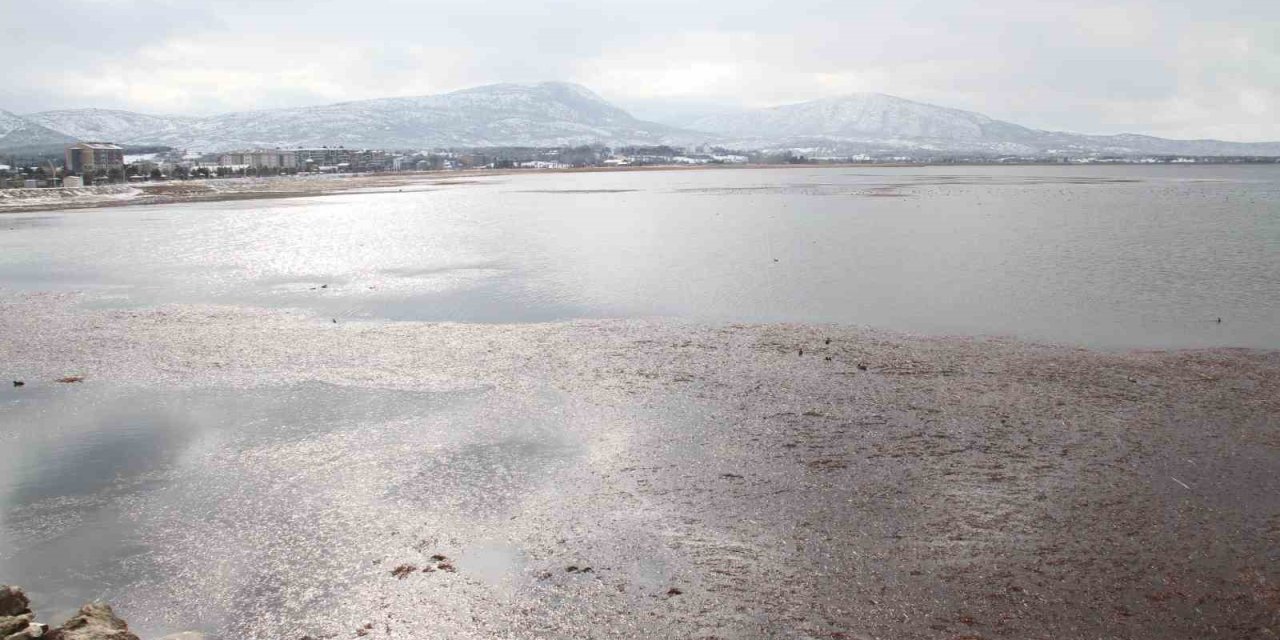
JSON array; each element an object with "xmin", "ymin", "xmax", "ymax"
[
  {"xmin": 687, "ymin": 92, "xmax": 1280, "ymax": 156},
  {"xmin": 10, "ymin": 82, "xmax": 1280, "ymax": 157},
  {"xmin": 0, "ymin": 109, "xmax": 77, "ymax": 152},
  {"xmin": 19, "ymin": 82, "xmax": 700, "ymax": 152}
]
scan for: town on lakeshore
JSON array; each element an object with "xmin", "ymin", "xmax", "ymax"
[{"xmin": 3, "ymin": 141, "xmax": 1278, "ymax": 190}]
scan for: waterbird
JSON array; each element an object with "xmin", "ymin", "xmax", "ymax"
[{"xmin": 12, "ymin": 380, "xmax": 23, "ymax": 387}]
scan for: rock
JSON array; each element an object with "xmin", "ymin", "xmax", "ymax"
[
  {"xmin": 6, "ymin": 620, "xmax": 48, "ymax": 639},
  {"xmin": 0, "ymin": 587, "xmax": 30, "ymax": 617},
  {"xmin": 45, "ymin": 603, "xmax": 139, "ymax": 640},
  {"xmin": 2, "ymin": 614, "xmax": 35, "ymax": 636}
]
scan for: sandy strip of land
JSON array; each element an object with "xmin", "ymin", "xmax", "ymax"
[
  {"xmin": 0, "ymin": 172, "xmax": 495, "ymax": 214},
  {"xmin": 2, "ymin": 292, "xmax": 1277, "ymax": 639},
  {"xmin": 0, "ymin": 164, "xmax": 909, "ymax": 214}
]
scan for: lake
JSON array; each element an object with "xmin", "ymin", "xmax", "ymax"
[
  {"xmin": 2, "ymin": 165, "xmax": 1277, "ymax": 349},
  {"xmin": 3, "ymin": 164, "xmax": 1280, "ymax": 638}
]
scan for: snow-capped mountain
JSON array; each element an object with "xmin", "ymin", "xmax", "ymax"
[
  {"xmin": 18, "ymin": 84, "xmax": 1280, "ymax": 157},
  {"xmin": 689, "ymin": 93, "xmax": 1037, "ymax": 142},
  {"xmin": 23, "ymin": 109, "xmax": 198, "ymax": 145},
  {"xmin": 27, "ymin": 82, "xmax": 700, "ymax": 151},
  {"xmin": 0, "ymin": 110, "xmax": 76, "ymax": 152},
  {"xmin": 686, "ymin": 93, "xmax": 1280, "ymax": 156}
]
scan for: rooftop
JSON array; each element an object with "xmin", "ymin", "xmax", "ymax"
[{"xmin": 66, "ymin": 142, "xmax": 124, "ymax": 150}]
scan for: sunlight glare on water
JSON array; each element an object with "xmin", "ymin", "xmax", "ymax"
[{"xmin": 1, "ymin": 165, "xmax": 1277, "ymax": 347}]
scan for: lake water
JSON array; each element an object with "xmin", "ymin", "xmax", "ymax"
[
  {"xmin": 2, "ymin": 164, "xmax": 1279, "ymax": 348},
  {"xmin": 2, "ymin": 165, "xmax": 1277, "ymax": 348},
  {"xmin": 2, "ymin": 164, "xmax": 1279, "ymax": 637}
]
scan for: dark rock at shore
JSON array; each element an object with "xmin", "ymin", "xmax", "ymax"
[
  {"xmin": 1, "ymin": 613, "xmax": 37, "ymax": 636},
  {"xmin": 1, "ymin": 588, "xmax": 141, "ymax": 640},
  {"xmin": 0, "ymin": 585, "xmax": 31, "ymax": 616},
  {"xmin": 45, "ymin": 603, "xmax": 139, "ymax": 640}
]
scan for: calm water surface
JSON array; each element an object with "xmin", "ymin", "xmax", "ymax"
[{"xmin": 1, "ymin": 164, "xmax": 1277, "ymax": 348}]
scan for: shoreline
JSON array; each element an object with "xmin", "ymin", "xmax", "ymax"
[
  {"xmin": 0, "ymin": 172, "xmax": 458, "ymax": 215},
  {"xmin": 0, "ymin": 163, "xmax": 895, "ymax": 215},
  {"xmin": 2, "ymin": 293, "xmax": 1277, "ymax": 638},
  {"xmin": 4, "ymin": 161, "xmax": 1271, "ymax": 215}
]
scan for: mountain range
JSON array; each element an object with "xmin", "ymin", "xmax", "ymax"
[
  {"xmin": 14, "ymin": 83, "xmax": 691, "ymax": 153},
  {"xmin": 0, "ymin": 110, "xmax": 75, "ymax": 153},
  {"xmin": 5, "ymin": 81, "xmax": 1280, "ymax": 158},
  {"xmin": 686, "ymin": 93, "xmax": 1280, "ymax": 157}
]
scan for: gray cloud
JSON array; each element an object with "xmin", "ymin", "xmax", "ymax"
[{"xmin": 2, "ymin": 0, "xmax": 1277, "ymax": 140}]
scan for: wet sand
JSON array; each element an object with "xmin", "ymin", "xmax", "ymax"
[
  {"xmin": 0, "ymin": 164, "xmax": 907, "ymax": 215},
  {"xmin": 2, "ymin": 293, "xmax": 1277, "ymax": 639},
  {"xmin": 0, "ymin": 173, "xmax": 483, "ymax": 214}
]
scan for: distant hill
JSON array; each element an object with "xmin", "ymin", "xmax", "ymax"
[
  {"xmin": 17, "ymin": 84, "xmax": 1280, "ymax": 157},
  {"xmin": 26, "ymin": 82, "xmax": 701, "ymax": 152},
  {"xmin": 686, "ymin": 93, "xmax": 1280, "ymax": 156},
  {"xmin": 0, "ymin": 109, "xmax": 76, "ymax": 153},
  {"xmin": 23, "ymin": 109, "xmax": 199, "ymax": 147}
]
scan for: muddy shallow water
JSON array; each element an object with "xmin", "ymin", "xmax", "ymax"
[
  {"xmin": 1, "ymin": 166, "xmax": 1278, "ymax": 639},
  {"xmin": 2, "ymin": 296, "xmax": 1278, "ymax": 639}
]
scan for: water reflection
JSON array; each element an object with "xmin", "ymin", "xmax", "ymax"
[
  {"xmin": 0, "ymin": 382, "xmax": 588, "ymax": 636},
  {"xmin": 0, "ymin": 165, "xmax": 1277, "ymax": 348}
]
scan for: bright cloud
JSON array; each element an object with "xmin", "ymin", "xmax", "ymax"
[{"xmin": 2, "ymin": 0, "xmax": 1277, "ymax": 140}]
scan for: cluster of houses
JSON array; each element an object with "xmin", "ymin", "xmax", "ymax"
[
  {"xmin": 2, "ymin": 142, "xmax": 755, "ymax": 188},
  {"xmin": 4, "ymin": 140, "xmax": 1277, "ymax": 189},
  {"xmin": 212, "ymin": 145, "xmax": 751, "ymax": 173},
  {"xmin": 4, "ymin": 144, "xmax": 443, "ymax": 187}
]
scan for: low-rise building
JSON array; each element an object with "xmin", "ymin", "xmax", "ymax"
[
  {"xmin": 295, "ymin": 148, "xmax": 353, "ymax": 170},
  {"xmin": 217, "ymin": 150, "xmax": 300, "ymax": 170},
  {"xmin": 294, "ymin": 148, "xmax": 391, "ymax": 172}
]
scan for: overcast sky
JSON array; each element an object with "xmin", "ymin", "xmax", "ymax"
[{"xmin": 2, "ymin": 0, "xmax": 1277, "ymax": 140}]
